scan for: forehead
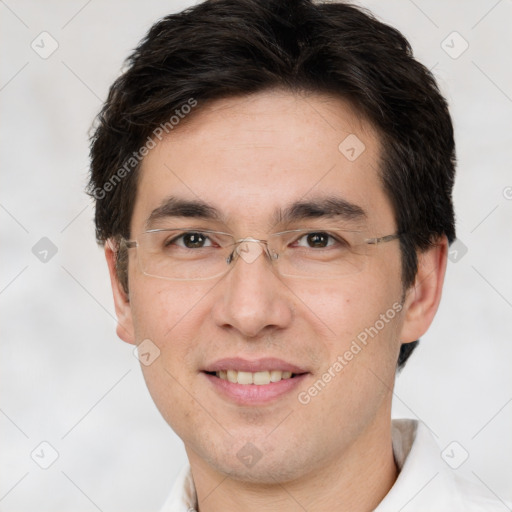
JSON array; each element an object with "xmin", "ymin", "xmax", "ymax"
[{"xmin": 132, "ymin": 90, "xmax": 395, "ymax": 234}]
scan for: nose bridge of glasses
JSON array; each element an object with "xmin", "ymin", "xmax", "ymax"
[{"xmin": 232, "ymin": 237, "xmax": 274, "ymax": 265}]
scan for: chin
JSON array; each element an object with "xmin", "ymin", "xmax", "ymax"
[{"xmin": 195, "ymin": 434, "xmax": 318, "ymax": 485}]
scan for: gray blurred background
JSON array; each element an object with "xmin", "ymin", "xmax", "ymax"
[{"xmin": 1, "ymin": 1, "xmax": 511, "ymax": 510}]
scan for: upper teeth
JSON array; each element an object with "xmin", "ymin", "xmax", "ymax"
[{"xmin": 216, "ymin": 370, "xmax": 293, "ymax": 385}]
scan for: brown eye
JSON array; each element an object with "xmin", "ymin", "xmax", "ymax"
[
  {"xmin": 164, "ymin": 232, "xmax": 212, "ymax": 249},
  {"xmin": 306, "ymin": 232, "xmax": 330, "ymax": 248},
  {"xmin": 292, "ymin": 231, "xmax": 349, "ymax": 250},
  {"xmin": 181, "ymin": 232, "xmax": 208, "ymax": 248}
]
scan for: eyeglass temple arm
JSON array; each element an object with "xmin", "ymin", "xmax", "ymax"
[
  {"xmin": 365, "ymin": 233, "xmax": 402, "ymax": 245},
  {"xmin": 116, "ymin": 238, "xmax": 137, "ymax": 250}
]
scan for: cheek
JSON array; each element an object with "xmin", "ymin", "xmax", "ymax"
[
  {"xmin": 294, "ymin": 281, "xmax": 403, "ymax": 434},
  {"xmin": 289, "ymin": 269, "xmax": 401, "ymax": 344},
  {"xmin": 128, "ymin": 278, "xmax": 212, "ymax": 438},
  {"xmin": 290, "ymin": 255, "xmax": 404, "ymax": 405},
  {"xmin": 129, "ymin": 272, "xmax": 211, "ymax": 341},
  {"xmin": 128, "ymin": 277, "xmax": 209, "ymax": 393}
]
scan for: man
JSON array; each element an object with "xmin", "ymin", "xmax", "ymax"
[{"xmin": 88, "ymin": 0, "xmax": 507, "ymax": 510}]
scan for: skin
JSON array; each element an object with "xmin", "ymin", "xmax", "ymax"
[{"xmin": 105, "ymin": 90, "xmax": 447, "ymax": 511}]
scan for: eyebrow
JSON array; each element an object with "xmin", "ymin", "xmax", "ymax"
[
  {"xmin": 145, "ymin": 197, "xmax": 220, "ymax": 229},
  {"xmin": 277, "ymin": 197, "xmax": 366, "ymax": 225},
  {"xmin": 145, "ymin": 195, "xmax": 366, "ymax": 230}
]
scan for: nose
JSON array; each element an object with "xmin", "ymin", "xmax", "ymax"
[{"xmin": 211, "ymin": 239, "xmax": 293, "ymax": 338}]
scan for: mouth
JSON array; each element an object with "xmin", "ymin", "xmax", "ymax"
[{"xmin": 201, "ymin": 358, "xmax": 310, "ymax": 405}]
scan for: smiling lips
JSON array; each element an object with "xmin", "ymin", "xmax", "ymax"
[
  {"xmin": 203, "ymin": 358, "xmax": 310, "ymax": 404},
  {"xmin": 203, "ymin": 357, "xmax": 308, "ymax": 386}
]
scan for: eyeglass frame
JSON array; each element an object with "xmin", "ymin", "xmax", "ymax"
[{"xmin": 118, "ymin": 227, "xmax": 403, "ymax": 281}]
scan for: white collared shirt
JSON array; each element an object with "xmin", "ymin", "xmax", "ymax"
[{"xmin": 160, "ymin": 419, "xmax": 510, "ymax": 511}]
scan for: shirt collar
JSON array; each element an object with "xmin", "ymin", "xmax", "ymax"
[{"xmin": 375, "ymin": 418, "xmax": 461, "ymax": 511}]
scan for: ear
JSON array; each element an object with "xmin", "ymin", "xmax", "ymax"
[
  {"xmin": 105, "ymin": 241, "xmax": 136, "ymax": 345},
  {"xmin": 400, "ymin": 236, "xmax": 448, "ymax": 344}
]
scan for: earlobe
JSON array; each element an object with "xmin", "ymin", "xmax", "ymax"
[
  {"xmin": 105, "ymin": 240, "xmax": 136, "ymax": 345},
  {"xmin": 400, "ymin": 237, "xmax": 448, "ymax": 344}
]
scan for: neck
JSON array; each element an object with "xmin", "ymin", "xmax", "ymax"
[{"xmin": 187, "ymin": 417, "xmax": 398, "ymax": 512}]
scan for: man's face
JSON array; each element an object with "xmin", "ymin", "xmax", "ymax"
[{"xmin": 117, "ymin": 91, "xmax": 409, "ymax": 482}]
